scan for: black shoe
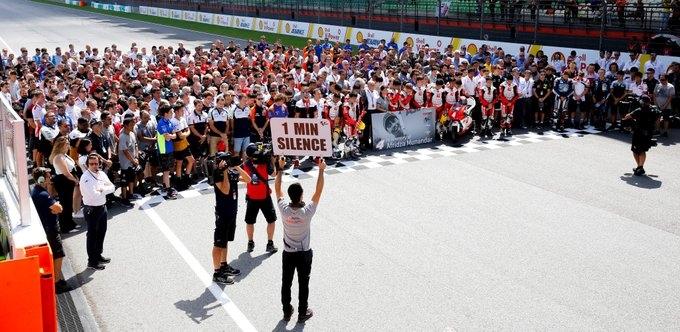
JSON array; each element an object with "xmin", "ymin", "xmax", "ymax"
[
  {"xmin": 87, "ymin": 263, "xmax": 106, "ymax": 271},
  {"xmin": 283, "ymin": 305, "xmax": 294, "ymax": 322},
  {"xmin": 247, "ymin": 240, "xmax": 255, "ymax": 252},
  {"xmin": 99, "ymin": 256, "xmax": 111, "ymax": 264},
  {"xmin": 297, "ymin": 308, "xmax": 314, "ymax": 323},
  {"xmin": 55, "ymin": 280, "xmax": 73, "ymax": 294},
  {"xmin": 266, "ymin": 241, "xmax": 278, "ymax": 253},
  {"xmin": 212, "ymin": 272, "xmax": 234, "ymax": 285},
  {"xmin": 220, "ymin": 264, "xmax": 241, "ymax": 276},
  {"xmin": 635, "ymin": 166, "xmax": 646, "ymax": 176},
  {"xmin": 120, "ymin": 198, "xmax": 133, "ymax": 208}
]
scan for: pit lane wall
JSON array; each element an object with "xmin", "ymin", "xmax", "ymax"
[{"xmin": 76, "ymin": 2, "xmax": 679, "ymax": 75}]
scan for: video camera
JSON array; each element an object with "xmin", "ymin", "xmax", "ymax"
[
  {"xmin": 207, "ymin": 152, "xmax": 242, "ymax": 185},
  {"xmin": 245, "ymin": 142, "xmax": 273, "ymax": 165}
]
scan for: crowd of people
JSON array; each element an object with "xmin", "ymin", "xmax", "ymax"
[{"xmin": 3, "ymin": 35, "xmax": 677, "ymax": 296}]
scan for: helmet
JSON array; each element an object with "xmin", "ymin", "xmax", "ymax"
[{"xmin": 245, "ymin": 143, "xmax": 259, "ymax": 157}]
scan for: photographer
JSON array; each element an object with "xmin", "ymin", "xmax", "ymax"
[
  {"xmin": 274, "ymin": 157, "xmax": 326, "ymax": 323},
  {"xmin": 623, "ymin": 95, "xmax": 661, "ymax": 176},
  {"xmin": 211, "ymin": 152, "xmax": 250, "ymax": 285},
  {"xmin": 243, "ymin": 143, "xmax": 278, "ymax": 253}
]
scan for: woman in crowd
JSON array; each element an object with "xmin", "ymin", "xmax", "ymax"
[{"xmin": 49, "ymin": 136, "xmax": 80, "ymax": 233}]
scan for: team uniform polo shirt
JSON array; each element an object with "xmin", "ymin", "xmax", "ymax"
[
  {"xmin": 156, "ymin": 118, "xmax": 176, "ymax": 154},
  {"xmin": 31, "ymin": 185, "xmax": 58, "ymax": 232},
  {"xmin": 186, "ymin": 109, "xmax": 209, "ymax": 142},
  {"xmin": 232, "ymin": 105, "xmax": 251, "ymax": 139},
  {"xmin": 209, "ymin": 107, "xmax": 231, "ymax": 137},
  {"xmin": 277, "ymin": 199, "xmax": 317, "ymax": 252}
]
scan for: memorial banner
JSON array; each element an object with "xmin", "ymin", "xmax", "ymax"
[
  {"xmin": 271, "ymin": 118, "xmax": 332, "ymax": 157},
  {"xmin": 371, "ymin": 109, "xmax": 436, "ymax": 150}
]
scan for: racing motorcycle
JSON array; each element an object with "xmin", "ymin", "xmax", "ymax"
[{"xmin": 436, "ymin": 97, "xmax": 476, "ymax": 142}]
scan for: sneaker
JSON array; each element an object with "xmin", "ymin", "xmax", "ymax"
[
  {"xmin": 87, "ymin": 263, "xmax": 106, "ymax": 271},
  {"xmin": 212, "ymin": 272, "xmax": 234, "ymax": 285},
  {"xmin": 266, "ymin": 241, "xmax": 278, "ymax": 253},
  {"xmin": 247, "ymin": 240, "xmax": 255, "ymax": 252},
  {"xmin": 506, "ymin": 129, "xmax": 513, "ymax": 136},
  {"xmin": 283, "ymin": 304, "xmax": 294, "ymax": 322},
  {"xmin": 637, "ymin": 167, "xmax": 646, "ymax": 176},
  {"xmin": 297, "ymin": 308, "xmax": 314, "ymax": 323},
  {"xmin": 55, "ymin": 280, "xmax": 73, "ymax": 294},
  {"xmin": 73, "ymin": 208, "xmax": 84, "ymax": 219},
  {"xmin": 99, "ymin": 256, "xmax": 111, "ymax": 264},
  {"xmin": 221, "ymin": 264, "xmax": 241, "ymax": 276}
]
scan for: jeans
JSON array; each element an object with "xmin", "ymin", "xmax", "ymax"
[
  {"xmin": 85, "ymin": 205, "xmax": 108, "ymax": 266},
  {"xmin": 281, "ymin": 249, "xmax": 313, "ymax": 314}
]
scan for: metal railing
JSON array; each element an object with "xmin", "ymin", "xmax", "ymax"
[{"xmin": 0, "ymin": 95, "xmax": 30, "ymax": 226}]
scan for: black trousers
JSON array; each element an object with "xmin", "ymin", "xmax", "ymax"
[
  {"xmin": 53, "ymin": 174, "xmax": 75, "ymax": 229},
  {"xmin": 281, "ymin": 249, "xmax": 313, "ymax": 314},
  {"xmin": 84, "ymin": 205, "xmax": 108, "ymax": 266}
]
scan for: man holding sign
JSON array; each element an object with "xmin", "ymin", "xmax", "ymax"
[{"xmin": 270, "ymin": 118, "xmax": 333, "ymax": 158}]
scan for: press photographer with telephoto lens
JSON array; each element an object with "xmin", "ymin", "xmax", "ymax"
[
  {"xmin": 622, "ymin": 95, "xmax": 661, "ymax": 176},
  {"xmin": 243, "ymin": 142, "xmax": 278, "ymax": 253},
  {"xmin": 211, "ymin": 152, "xmax": 251, "ymax": 285}
]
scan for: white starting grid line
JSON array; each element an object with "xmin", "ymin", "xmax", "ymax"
[{"xmin": 138, "ymin": 196, "xmax": 257, "ymax": 332}]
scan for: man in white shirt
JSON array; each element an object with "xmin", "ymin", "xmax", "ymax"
[
  {"xmin": 80, "ymin": 153, "xmax": 116, "ymax": 270},
  {"xmin": 517, "ymin": 70, "xmax": 534, "ymax": 128},
  {"xmin": 644, "ymin": 53, "xmax": 664, "ymax": 79},
  {"xmin": 623, "ymin": 53, "xmax": 641, "ymax": 72},
  {"xmin": 274, "ymin": 157, "xmax": 326, "ymax": 323}
]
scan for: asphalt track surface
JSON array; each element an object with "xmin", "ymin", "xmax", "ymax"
[{"xmin": 4, "ymin": 1, "xmax": 680, "ymax": 330}]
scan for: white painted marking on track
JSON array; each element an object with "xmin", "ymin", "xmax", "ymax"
[{"xmin": 138, "ymin": 197, "xmax": 257, "ymax": 332}]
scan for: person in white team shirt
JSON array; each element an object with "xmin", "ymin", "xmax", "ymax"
[{"xmin": 274, "ymin": 156, "xmax": 326, "ymax": 323}]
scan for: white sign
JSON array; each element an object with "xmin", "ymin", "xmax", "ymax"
[
  {"xmin": 171, "ymin": 9, "xmax": 182, "ymax": 20},
  {"xmin": 281, "ymin": 21, "xmax": 310, "ymax": 37},
  {"xmin": 215, "ymin": 14, "xmax": 232, "ymax": 27},
  {"xmin": 183, "ymin": 10, "xmax": 197, "ymax": 22},
  {"xmin": 197, "ymin": 12, "xmax": 214, "ymax": 24},
  {"xmin": 271, "ymin": 118, "xmax": 332, "ymax": 157}
]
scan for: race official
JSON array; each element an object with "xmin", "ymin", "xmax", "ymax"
[
  {"xmin": 211, "ymin": 152, "xmax": 251, "ymax": 285},
  {"xmin": 274, "ymin": 157, "xmax": 326, "ymax": 323},
  {"xmin": 80, "ymin": 153, "xmax": 115, "ymax": 270}
]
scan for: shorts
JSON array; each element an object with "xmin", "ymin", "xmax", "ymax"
[
  {"xmin": 245, "ymin": 196, "xmax": 277, "ymax": 224},
  {"xmin": 121, "ymin": 167, "xmax": 136, "ymax": 184},
  {"xmin": 189, "ymin": 140, "xmax": 208, "ymax": 158},
  {"xmin": 146, "ymin": 149, "xmax": 160, "ymax": 167},
  {"xmin": 233, "ymin": 136, "xmax": 250, "ymax": 153},
  {"xmin": 214, "ymin": 209, "xmax": 237, "ymax": 248},
  {"xmin": 631, "ymin": 133, "xmax": 653, "ymax": 153},
  {"xmin": 46, "ymin": 230, "xmax": 65, "ymax": 259},
  {"xmin": 159, "ymin": 153, "xmax": 174, "ymax": 172},
  {"xmin": 173, "ymin": 148, "xmax": 192, "ymax": 161}
]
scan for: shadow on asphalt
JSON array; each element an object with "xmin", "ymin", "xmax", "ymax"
[
  {"xmin": 619, "ymin": 173, "xmax": 662, "ymax": 189},
  {"xmin": 174, "ymin": 288, "xmax": 222, "ymax": 324},
  {"xmin": 232, "ymin": 251, "xmax": 274, "ymax": 283},
  {"xmin": 272, "ymin": 318, "xmax": 307, "ymax": 332},
  {"xmin": 67, "ymin": 268, "xmax": 96, "ymax": 289}
]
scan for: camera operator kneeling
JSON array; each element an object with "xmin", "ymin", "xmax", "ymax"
[
  {"xmin": 623, "ymin": 95, "xmax": 661, "ymax": 176},
  {"xmin": 212, "ymin": 152, "xmax": 250, "ymax": 285}
]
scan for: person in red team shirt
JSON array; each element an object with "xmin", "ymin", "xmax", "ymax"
[
  {"xmin": 341, "ymin": 92, "xmax": 366, "ymax": 139},
  {"xmin": 324, "ymin": 93, "xmax": 344, "ymax": 148},
  {"xmin": 429, "ymin": 79, "xmax": 446, "ymax": 119},
  {"xmin": 498, "ymin": 74, "xmax": 520, "ymax": 136}
]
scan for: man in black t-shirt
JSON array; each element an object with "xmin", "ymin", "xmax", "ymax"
[{"xmin": 623, "ymin": 96, "xmax": 661, "ymax": 176}]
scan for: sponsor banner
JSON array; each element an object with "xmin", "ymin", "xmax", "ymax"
[
  {"xmin": 254, "ymin": 18, "xmax": 280, "ymax": 34},
  {"xmin": 139, "ymin": 6, "xmax": 149, "ymax": 15},
  {"xmin": 280, "ymin": 21, "xmax": 311, "ymax": 38},
  {"xmin": 271, "ymin": 118, "xmax": 332, "ymax": 157},
  {"xmin": 170, "ymin": 9, "xmax": 182, "ymax": 20},
  {"xmin": 399, "ymin": 33, "xmax": 453, "ymax": 52},
  {"xmin": 215, "ymin": 14, "xmax": 233, "ymax": 27},
  {"xmin": 182, "ymin": 10, "xmax": 197, "ymax": 22},
  {"xmin": 313, "ymin": 24, "xmax": 347, "ymax": 43},
  {"xmin": 371, "ymin": 109, "xmax": 436, "ymax": 151},
  {"xmin": 197, "ymin": 12, "xmax": 214, "ymax": 24},
  {"xmin": 233, "ymin": 16, "xmax": 254, "ymax": 30},
  {"xmin": 348, "ymin": 28, "xmax": 394, "ymax": 48},
  {"xmin": 148, "ymin": 7, "xmax": 158, "ymax": 16},
  {"xmin": 159, "ymin": 8, "xmax": 170, "ymax": 18}
]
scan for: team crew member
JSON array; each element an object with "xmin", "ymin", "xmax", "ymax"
[
  {"xmin": 31, "ymin": 167, "xmax": 72, "ymax": 294},
  {"xmin": 243, "ymin": 144, "xmax": 278, "ymax": 254},
  {"xmin": 592, "ymin": 69, "xmax": 611, "ymax": 131},
  {"xmin": 609, "ymin": 71, "xmax": 629, "ymax": 130},
  {"xmin": 80, "ymin": 153, "xmax": 115, "ymax": 270},
  {"xmin": 171, "ymin": 102, "xmax": 194, "ymax": 189},
  {"xmin": 157, "ymin": 105, "xmax": 178, "ymax": 199},
  {"xmin": 250, "ymin": 93, "xmax": 270, "ymax": 143},
  {"xmin": 654, "ymin": 74, "xmax": 675, "ymax": 138},
  {"xmin": 208, "ymin": 95, "xmax": 231, "ymax": 156},
  {"xmin": 212, "ymin": 152, "xmax": 251, "ymax": 285},
  {"xmin": 274, "ymin": 157, "xmax": 326, "ymax": 323},
  {"xmin": 533, "ymin": 71, "xmax": 552, "ymax": 129},
  {"xmin": 117, "ymin": 118, "xmax": 138, "ymax": 207},
  {"xmin": 232, "ymin": 94, "xmax": 252, "ymax": 160},
  {"xmin": 623, "ymin": 95, "xmax": 661, "ymax": 176}
]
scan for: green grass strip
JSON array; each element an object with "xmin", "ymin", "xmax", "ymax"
[{"xmin": 30, "ymin": 0, "xmax": 311, "ymax": 48}]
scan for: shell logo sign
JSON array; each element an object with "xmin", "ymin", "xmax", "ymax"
[
  {"xmin": 259, "ymin": 21, "xmax": 264, "ymax": 30},
  {"xmin": 285, "ymin": 23, "xmax": 291, "ymax": 33},
  {"xmin": 235, "ymin": 18, "xmax": 240, "ymax": 27},
  {"xmin": 467, "ymin": 43, "xmax": 478, "ymax": 55},
  {"xmin": 405, "ymin": 37, "xmax": 414, "ymax": 47},
  {"xmin": 356, "ymin": 32, "xmax": 364, "ymax": 43},
  {"xmin": 317, "ymin": 27, "xmax": 324, "ymax": 39}
]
